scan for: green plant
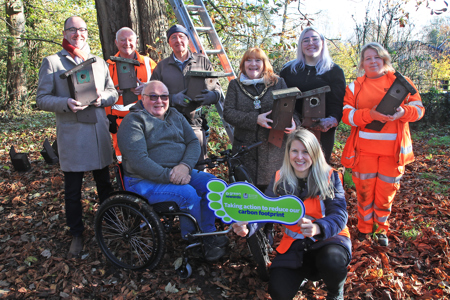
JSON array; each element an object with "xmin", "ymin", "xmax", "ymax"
[{"xmin": 343, "ymin": 168, "xmax": 355, "ymax": 189}]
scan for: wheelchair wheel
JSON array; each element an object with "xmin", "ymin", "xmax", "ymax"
[
  {"xmin": 95, "ymin": 193, "xmax": 165, "ymax": 271},
  {"xmin": 247, "ymin": 228, "xmax": 271, "ymax": 281}
]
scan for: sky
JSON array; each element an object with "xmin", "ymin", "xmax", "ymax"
[{"xmin": 296, "ymin": 0, "xmax": 448, "ymax": 41}]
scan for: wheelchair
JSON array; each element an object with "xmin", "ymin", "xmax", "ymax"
[{"xmin": 95, "ymin": 141, "xmax": 272, "ymax": 280}]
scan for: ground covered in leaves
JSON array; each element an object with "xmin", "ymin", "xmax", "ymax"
[{"xmin": 0, "ymin": 111, "xmax": 449, "ymax": 299}]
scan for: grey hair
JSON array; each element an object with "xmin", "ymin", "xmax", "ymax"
[{"xmin": 116, "ymin": 27, "xmax": 137, "ymax": 42}]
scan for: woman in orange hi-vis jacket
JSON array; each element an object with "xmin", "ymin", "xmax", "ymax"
[{"xmin": 341, "ymin": 42, "xmax": 425, "ymax": 246}]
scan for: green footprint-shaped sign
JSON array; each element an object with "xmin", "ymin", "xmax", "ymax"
[{"xmin": 207, "ymin": 179, "xmax": 305, "ymax": 225}]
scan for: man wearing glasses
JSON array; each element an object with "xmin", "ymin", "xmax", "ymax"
[
  {"xmin": 117, "ymin": 80, "xmax": 228, "ymax": 261},
  {"xmin": 36, "ymin": 16, "xmax": 118, "ymax": 257}
]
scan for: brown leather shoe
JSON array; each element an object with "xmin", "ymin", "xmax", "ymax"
[{"xmin": 69, "ymin": 236, "xmax": 83, "ymax": 256}]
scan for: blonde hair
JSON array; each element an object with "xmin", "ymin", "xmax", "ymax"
[
  {"xmin": 285, "ymin": 27, "xmax": 334, "ymax": 76},
  {"xmin": 239, "ymin": 47, "xmax": 278, "ymax": 87},
  {"xmin": 274, "ymin": 128, "xmax": 335, "ymax": 200},
  {"xmin": 358, "ymin": 42, "xmax": 395, "ymax": 76}
]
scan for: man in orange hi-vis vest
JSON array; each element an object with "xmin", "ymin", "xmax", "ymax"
[
  {"xmin": 341, "ymin": 42, "xmax": 424, "ymax": 247},
  {"xmin": 105, "ymin": 27, "xmax": 157, "ymax": 162}
]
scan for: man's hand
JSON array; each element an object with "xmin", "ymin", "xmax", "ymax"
[
  {"xmin": 284, "ymin": 118, "xmax": 296, "ymax": 134},
  {"xmin": 131, "ymin": 78, "xmax": 144, "ymax": 95},
  {"xmin": 193, "ymin": 89, "xmax": 218, "ymax": 105},
  {"xmin": 369, "ymin": 105, "xmax": 392, "ymax": 123},
  {"xmin": 257, "ymin": 110, "xmax": 273, "ymax": 129},
  {"xmin": 67, "ymin": 98, "xmax": 88, "ymax": 113},
  {"xmin": 169, "ymin": 164, "xmax": 191, "ymax": 185},
  {"xmin": 391, "ymin": 106, "xmax": 405, "ymax": 121},
  {"xmin": 91, "ymin": 90, "xmax": 102, "ymax": 107},
  {"xmin": 232, "ymin": 221, "xmax": 249, "ymax": 237},
  {"xmin": 172, "ymin": 89, "xmax": 191, "ymax": 108},
  {"xmin": 298, "ymin": 218, "xmax": 320, "ymax": 237},
  {"xmin": 311, "ymin": 116, "xmax": 338, "ymax": 132},
  {"xmin": 114, "ymin": 84, "xmax": 123, "ymax": 96}
]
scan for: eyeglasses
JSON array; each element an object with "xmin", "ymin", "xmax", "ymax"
[
  {"xmin": 143, "ymin": 94, "xmax": 169, "ymax": 101},
  {"xmin": 65, "ymin": 27, "xmax": 88, "ymax": 34},
  {"xmin": 302, "ymin": 37, "xmax": 321, "ymax": 45}
]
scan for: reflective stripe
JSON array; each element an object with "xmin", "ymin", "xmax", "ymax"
[
  {"xmin": 374, "ymin": 203, "xmax": 391, "ymax": 212},
  {"xmin": 111, "ymin": 103, "xmax": 135, "ymax": 112},
  {"xmin": 144, "ymin": 56, "xmax": 152, "ymax": 82},
  {"xmin": 358, "ymin": 210, "xmax": 373, "ymax": 221},
  {"xmin": 353, "ymin": 171, "xmax": 377, "ymax": 180},
  {"xmin": 358, "ymin": 201, "xmax": 373, "ymax": 211},
  {"xmin": 406, "ymin": 101, "xmax": 424, "ymax": 121},
  {"xmin": 400, "ymin": 145, "xmax": 413, "ymax": 155},
  {"xmin": 285, "ymin": 227, "xmax": 305, "ymax": 240},
  {"xmin": 348, "ymin": 82, "xmax": 355, "ymax": 94},
  {"xmin": 377, "ymin": 173, "xmax": 402, "ymax": 184},
  {"xmin": 408, "ymin": 101, "xmax": 423, "ymax": 107},
  {"xmin": 374, "ymin": 212, "xmax": 388, "ymax": 223},
  {"xmin": 359, "ymin": 131, "xmax": 397, "ymax": 141},
  {"xmin": 343, "ymin": 105, "xmax": 357, "ymax": 127},
  {"xmin": 320, "ymin": 200, "xmax": 326, "ymax": 218}
]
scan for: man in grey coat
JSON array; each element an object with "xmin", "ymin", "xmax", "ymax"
[
  {"xmin": 36, "ymin": 16, "xmax": 118, "ymax": 256},
  {"xmin": 151, "ymin": 24, "xmax": 221, "ymax": 164}
]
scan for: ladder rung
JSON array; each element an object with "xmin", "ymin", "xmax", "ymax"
[
  {"xmin": 186, "ymin": 5, "xmax": 203, "ymax": 11},
  {"xmin": 205, "ymin": 49, "xmax": 223, "ymax": 55},
  {"xmin": 195, "ymin": 27, "xmax": 212, "ymax": 33}
]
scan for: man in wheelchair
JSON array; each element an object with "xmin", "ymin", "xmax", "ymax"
[{"xmin": 117, "ymin": 80, "xmax": 228, "ymax": 261}]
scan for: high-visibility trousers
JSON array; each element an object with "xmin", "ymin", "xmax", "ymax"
[
  {"xmin": 112, "ymin": 117, "xmax": 124, "ymax": 162},
  {"xmin": 352, "ymin": 154, "xmax": 404, "ymax": 234}
]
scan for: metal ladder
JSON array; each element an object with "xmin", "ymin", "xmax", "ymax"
[{"xmin": 168, "ymin": 0, "xmax": 235, "ymax": 142}]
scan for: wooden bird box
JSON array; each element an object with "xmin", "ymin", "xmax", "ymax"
[
  {"xmin": 109, "ymin": 56, "xmax": 140, "ymax": 106},
  {"xmin": 40, "ymin": 138, "xmax": 59, "ymax": 165},
  {"xmin": 9, "ymin": 146, "xmax": 31, "ymax": 172},
  {"xmin": 365, "ymin": 71, "xmax": 417, "ymax": 131},
  {"xmin": 271, "ymin": 87, "xmax": 301, "ymax": 131},
  {"xmin": 298, "ymin": 86, "xmax": 330, "ymax": 127}
]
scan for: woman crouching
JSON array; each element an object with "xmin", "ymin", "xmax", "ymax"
[{"xmin": 233, "ymin": 128, "xmax": 351, "ymax": 300}]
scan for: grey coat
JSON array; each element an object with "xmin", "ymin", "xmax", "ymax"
[
  {"xmin": 223, "ymin": 78, "xmax": 298, "ymax": 186},
  {"xmin": 36, "ymin": 49, "xmax": 118, "ymax": 172}
]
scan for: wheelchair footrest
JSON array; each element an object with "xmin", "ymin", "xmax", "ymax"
[{"xmin": 152, "ymin": 201, "xmax": 180, "ymax": 214}]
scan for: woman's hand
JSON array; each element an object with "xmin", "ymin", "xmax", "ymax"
[
  {"xmin": 232, "ymin": 221, "xmax": 249, "ymax": 237},
  {"xmin": 369, "ymin": 105, "xmax": 392, "ymax": 123},
  {"xmin": 257, "ymin": 110, "xmax": 273, "ymax": 129},
  {"xmin": 298, "ymin": 218, "xmax": 320, "ymax": 237},
  {"xmin": 284, "ymin": 118, "xmax": 296, "ymax": 134},
  {"xmin": 390, "ymin": 106, "xmax": 405, "ymax": 121}
]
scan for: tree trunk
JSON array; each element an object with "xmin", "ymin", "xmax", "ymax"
[
  {"xmin": 5, "ymin": 0, "xmax": 27, "ymax": 110},
  {"xmin": 94, "ymin": 0, "xmax": 171, "ymax": 62}
]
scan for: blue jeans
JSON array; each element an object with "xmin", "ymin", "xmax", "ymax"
[{"xmin": 124, "ymin": 170, "xmax": 216, "ymax": 239}]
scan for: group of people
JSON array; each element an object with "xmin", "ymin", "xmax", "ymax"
[{"xmin": 36, "ymin": 15, "xmax": 424, "ymax": 300}]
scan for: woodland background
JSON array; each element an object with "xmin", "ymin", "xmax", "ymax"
[{"xmin": 0, "ymin": 0, "xmax": 450, "ymax": 299}]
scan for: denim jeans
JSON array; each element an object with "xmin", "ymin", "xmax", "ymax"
[{"xmin": 124, "ymin": 170, "xmax": 216, "ymax": 239}]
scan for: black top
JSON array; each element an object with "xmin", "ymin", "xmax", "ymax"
[{"xmin": 280, "ymin": 62, "xmax": 346, "ymax": 122}]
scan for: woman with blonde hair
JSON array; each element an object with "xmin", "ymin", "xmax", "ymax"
[
  {"xmin": 233, "ymin": 128, "xmax": 351, "ymax": 300},
  {"xmin": 224, "ymin": 47, "xmax": 298, "ymax": 191},
  {"xmin": 341, "ymin": 42, "xmax": 424, "ymax": 246},
  {"xmin": 280, "ymin": 27, "xmax": 346, "ymax": 164}
]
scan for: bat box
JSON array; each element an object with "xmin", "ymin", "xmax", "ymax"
[
  {"xmin": 9, "ymin": 146, "xmax": 31, "ymax": 172},
  {"xmin": 365, "ymin": 71, "xmax": 417, "ymax": 131},
  {"xmin": 40, "ymin": 138, "xmax": 59, "ymax": 164},
  {"xmin": 60, "ymin": 57, "xmax": 98, "ymax": 106},
  {"xmin": 52, "ymin": 140, "xmax": 58, "ymax": 157},
  {"xmin": 182, "ymin": 70, "xmax": 227, "ymax": 116},
  {"xmin": 271, "ymin": 87, "xmax": 301, "ymax": 130},
  {"xmin": 298, "ymin": 86, "xmax": 330, "ymax": 127}
]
